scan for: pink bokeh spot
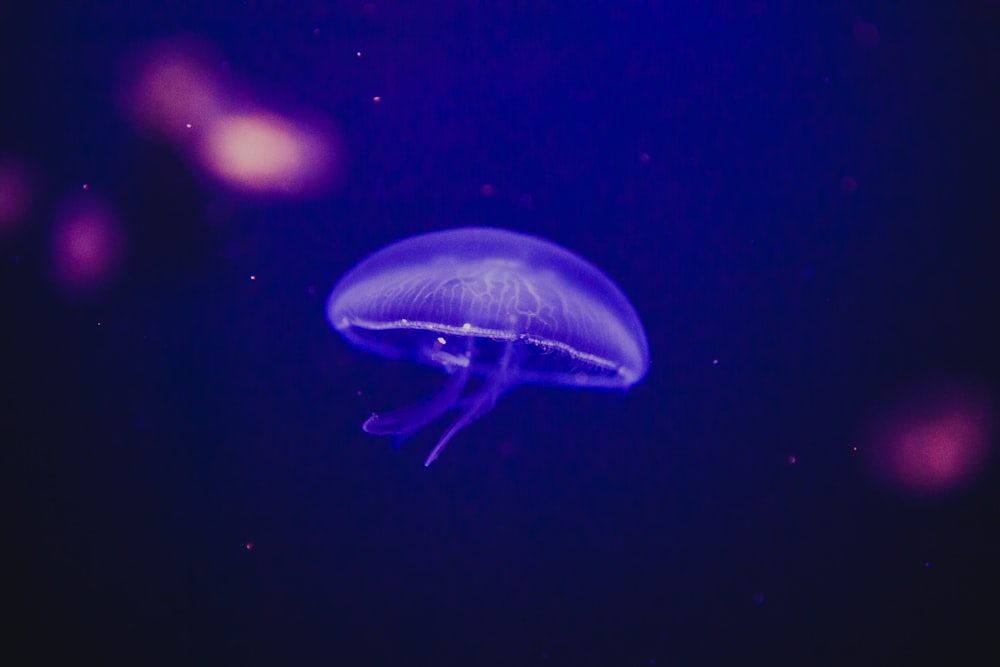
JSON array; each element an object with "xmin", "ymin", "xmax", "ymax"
[
  {"xmin": 0, "ymin": 158, "xmax": 33, "ymax": 234},
  {"xmin": 49, "ymin": 200, "xmax": 125, "ymax": 297},
  {"xmin": 865, "ymin": 380, "xmax": 994, "ymax": 496},
  {"xmin": 121, "ymin": 40, "xmax": 225, "ymax": 143}
]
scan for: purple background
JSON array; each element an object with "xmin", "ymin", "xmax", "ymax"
[{"xmin": 2, "ymin": 2, "xmax": 998, "ymax": 665}]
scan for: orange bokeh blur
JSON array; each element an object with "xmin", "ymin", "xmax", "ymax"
[
  {"xmin": 200, "ymin": 110, "xmax": 334, "ymax": 195},
  {"xmin": 120, "ymin": 37, "xmax": 341, "ymax": 198}
]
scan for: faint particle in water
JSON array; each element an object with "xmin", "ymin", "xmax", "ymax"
[
  {"xmin": 480, "ymin": 183, "xmax": 495, "ymax": 197},
  {"xmin": 712, "ymin": 358, "xmax": 719, "ymax": 365},
  {"xmin": 853, "ymin": 20, "xmax": 879, "ymax": 48},
  {"xmin": 787, "ymin": 455, "xmax": 797, "ymax": 465},
  {"xmin": 372, "ymin": 95, "xmax": 382, "ymax": 103},
  {"xmin": 841, "ymin": 175, "xmax": 857, "ymax": 194},
  {"xmin": 497, "ymin": 438, "xmax": 519, "ymax": 458},
  {"xmin": 639, "ymin": 152, "xmax": 651, "ymax": 164},
  {"xmin": 245, "ymin": 541, "xmax": 254, "ymax": 551},
  {"xmin": 326, "ymin": 227, "xmax": 650, "ymax": 466}
]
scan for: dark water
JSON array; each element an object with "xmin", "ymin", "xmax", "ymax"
[{"xmin": 2, "ymin": 2, "xmax": 998, "ymax": 665}]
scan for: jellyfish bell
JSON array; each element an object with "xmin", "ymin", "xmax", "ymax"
[{"xmin": 327, "ymin": 227, "xmax": 650, "ymax": 466}]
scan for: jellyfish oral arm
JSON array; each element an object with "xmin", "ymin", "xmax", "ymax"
[
  {"xmin": 422, "ymin": 341, "xmax": 516, "ymax": 467},
  {"xmin": 361, "ymin": 339, "xmax": 516, "ymax": 466},
  {"xmin": 422, "ymin": 373, "xmax": 505, "ymax": 467},
  {"xmin": 362, "ymin": 363, "xmax": 470, "ymax": 436}
]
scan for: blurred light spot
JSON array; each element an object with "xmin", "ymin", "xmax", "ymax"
[
  {"xmin": 245, "ymin": 541, "xmax": 254, "ymax": 551},
  {"xmin": 639, "ymin": 152, "xmax": 651, "ymax": 164},
  {"xmin": 712, "ymin": 359, "xmax": 719, "ymax": 365},
  {"xmin": 356, "ymin": 51, "xmax": 362, "ymax": 58},
  {"xmin": 840, "ymin": 175, "xmax": 857, "ymax": 194},
  {"xmin": 864, "ymin": 379, "xmax": 994, "ymax": 496},
  {"xmin": 0, "ymin": 158, "xmax": 32, "ymax": 234},
  {"xmin": 372, "ymin": 95, "xmax": 382, "ymax": 103},
  {"xmin": 787, "ymin": 455, "xmax": 797, "ymax": 465},
  {"xmin": 121, "ymin": 39, "xmax": 225, "ymax": 143},
  {"xmin": 49, "ymin": 198, "xmax": 125, "ymax": 298},
  {"xmin": 853, "ymin": 21, "xmax": 879, "ymax": 48},
  {"xmin": 480, "ymin": 183, "xmax": 495, "ymax": 197},
  {"xmin": 81, "ymin": 183, "xmax": 90, "ymax": 191},
  {"xmin": 199, "ymin": 110, "xmax": 333, "ymax": 195},
  {"xmin": 121, "ymin": 37, "xmax": 344, "ymax": 199}
]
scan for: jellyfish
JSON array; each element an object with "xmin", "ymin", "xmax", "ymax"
[{"xmin": 326, "ymin": 227, "xmax": 649, "ymax": 466}]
